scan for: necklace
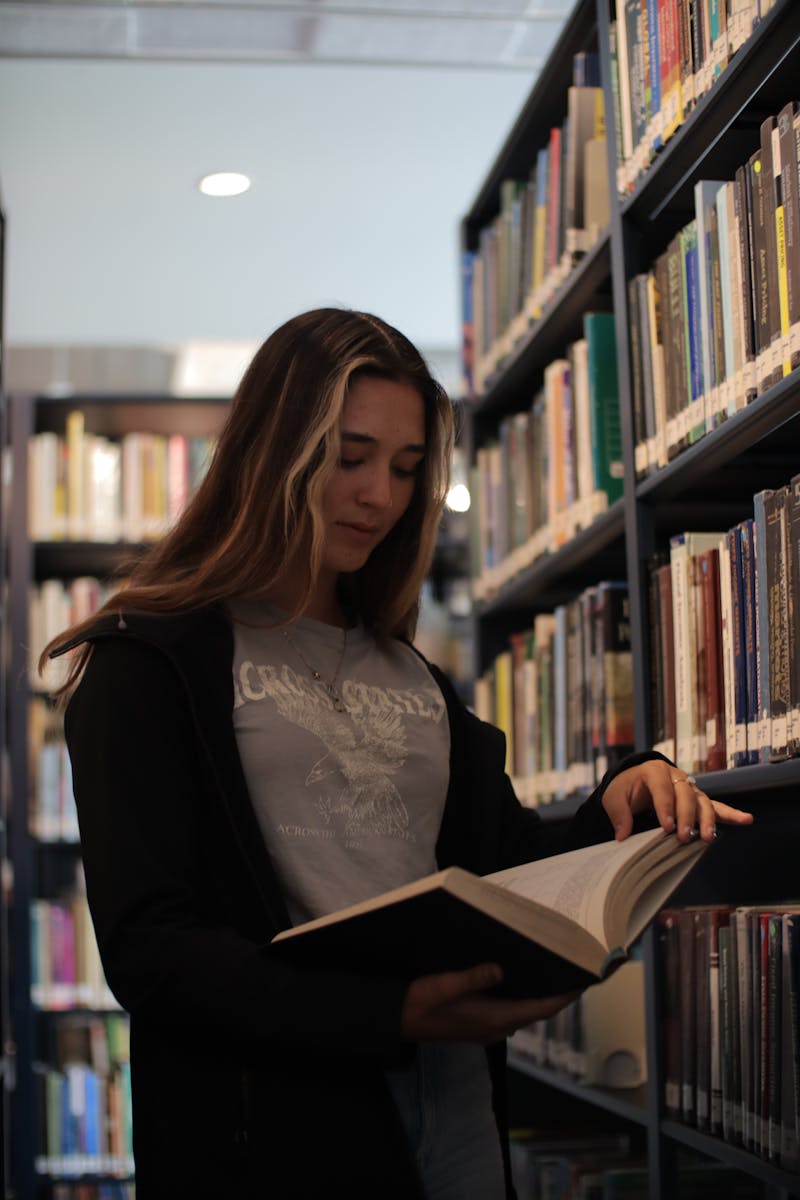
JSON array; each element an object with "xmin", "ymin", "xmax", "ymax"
[{"xmin": 282, "ymin": 625, "xmax": 348, "ymax": 712}]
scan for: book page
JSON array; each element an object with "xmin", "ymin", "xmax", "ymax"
[{"xmin": 485, "ymin": 828, "xmax": 668, "ymax": 948}]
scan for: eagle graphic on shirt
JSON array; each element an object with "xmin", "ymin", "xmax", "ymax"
[{"xmin": 264, "ymin": 666, "xmax": 422, "ymax": 838}]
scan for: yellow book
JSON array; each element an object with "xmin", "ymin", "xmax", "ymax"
[
  {"xmin": 65, "ymin": 409, "xmax": 85, "ymax": 540},
  {"xmin": 494, "ymin": 649, "xmax": 515, "ymax": 776}
]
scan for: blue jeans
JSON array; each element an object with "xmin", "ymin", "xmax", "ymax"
[{"xmin": 384, "ymin": 1043, "xmax": 506, "ymax": 1199}]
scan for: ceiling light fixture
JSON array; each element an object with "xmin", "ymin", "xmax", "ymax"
[{"xmin": 198, "ymin": 172, "xmax": 251, "ymax": 197}]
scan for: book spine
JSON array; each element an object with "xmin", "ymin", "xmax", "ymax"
[
  {"xmin": 752, "ymin": 490, "xmax": 773, "ymax": 761},
  {"xmin": 699, "ymin": 547, "xmax": 725, "ymax": 771},
  {"xmin": 778, "ymin": 102, "xmax": 800, "ymax": 373},
  {"xmin": 788, "ymin": 474, "xmax": 800, "ymax": 757},
  {"xmin": 764, "ymin": 487, "xmax": 790, "ymax": 760},
  {"xmin": 739, "ymin": 519, "xmax": 759, "ymax": 765}
]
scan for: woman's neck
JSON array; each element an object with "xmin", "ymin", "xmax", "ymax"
[{"xmin": 263, "ymin": 575, "xmax": 349, "ymax": 629}]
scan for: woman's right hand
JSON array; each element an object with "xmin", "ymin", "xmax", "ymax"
[{"xmin": 400, "ymin": 962, "xmax": 581, "ymax": 1044}]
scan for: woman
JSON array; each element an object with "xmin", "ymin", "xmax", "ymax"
[{"xmin": 45, "ymin": 308, "xmax": 751, "ymax": 1199}]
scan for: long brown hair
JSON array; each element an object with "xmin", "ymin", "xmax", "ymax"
[{"xmin": 42, "ymin": 308, "xmax": 454, "ymax": 691}]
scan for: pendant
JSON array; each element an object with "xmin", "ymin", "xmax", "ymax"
[{"xmin": 332, "ymin": 697, "xmax": 346, "ymax": 713}]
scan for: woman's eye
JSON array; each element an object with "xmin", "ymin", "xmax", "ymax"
[
  {"xmin": 393, "ymin": 466, "xmax": 418, "ymax": 479},
  {"xmin": 338, "ymin": 458, "xmax": 362, "ymax": 470}
]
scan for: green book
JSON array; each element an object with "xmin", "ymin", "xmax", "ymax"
[{"xmin": 584, "ymin": 311, "xmax": 623, "ymax": 504}]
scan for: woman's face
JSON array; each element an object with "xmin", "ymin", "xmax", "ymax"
[{"xmin": 320, "ymin": 374, "xmax": 426, "ymax": 577}]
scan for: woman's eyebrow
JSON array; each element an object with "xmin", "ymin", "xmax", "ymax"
[{"xmin": 341, "ymin": 430, "xmax": 425, "ymax": 453}]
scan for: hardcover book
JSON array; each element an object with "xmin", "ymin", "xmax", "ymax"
[{"xmin": 271, "ymin": 828, "xmax": 709, "ymax": 1000}]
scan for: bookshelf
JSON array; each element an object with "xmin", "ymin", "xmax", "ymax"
[
  {"xmin": 461, "ymin": 0, "xmax": 800, "ymax": 1196},
  {"xmin": 6, "ymin": 391, "xmax": 228, "ymax": 1198}
]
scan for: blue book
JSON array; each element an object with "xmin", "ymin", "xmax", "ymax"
[
  {"xmin": 682, "ymin": 222, "xmax": 705, "ymax": 443},
  {"xmin": 460, "ymin": 250, "xmax": 476, "ymax": 399},
  {"xmin": 646, "ymin": 0, "xmax": 662, "ymax": 152},
  {"xmin": 83, "ymin": 1068, "xmax": 101, "ymax": 1162},
  {"xmin": 694, "ymin": 180, "xmax": 726, "ymax": 431},
  {"xmin": 715, "ymin": 182, "xmax": 737, "ymax": 418}
]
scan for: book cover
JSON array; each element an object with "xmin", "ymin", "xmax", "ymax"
[
  {"xmin": 694, "ymin": 179, "xmax": 725, "ymax": 429},
  {"xmin": 655, "ymin": 561, "xmax": 676, "ymax": 763},
  {"xmin": 584, "ymin": 312, "xmax": 623, "ymax": 503},
  {"xmin": 715, "ymin": 182, "xmax": 737, "ymax": 421},
  {"xmin": 563, "ymin": 85, "xmax": 605, "ymax": 247},
  {"xmin": 752, "ymin": 489, "xmax": 773, "ymax": 762},
  {"xmin": 647, "ymin": 553, "xmax": 666, "ymax": 752},
  {"xmin": 698, "ymin": 546, "xmax": 725, "ymax": 771},
  {"xmin": 778, "ymin": 102, "xmax": 800, "ymax": 373},
  {"xmin": 666, "ymin": 231, "xmax": 689, "ymax": 456},
  {"xmin": 788, "ymin": 473, "xmax": 800, "ymax": 757},
  {"xmin": 739, "ymin": 518, "xmax": 759, "ymax": 766},
  {"xmin": 670, "ymin": 531, "xmax": 722, "ymax": 771},
  {"xmin": 727, "ymin": 524, "xmax": 749, "ymax": 769},
  {"xmin": 658, "ymin": 908, "xmax": 682, "ymax": 1119},
  {"xmin": 733, "ymin": 163, "xmax": 758, "ymax": 405},
  {"xmin": 271, "ymin": 828, "xmax": 709, "ymax": 1000},
  {"xmin": 595, "ymin": 581, "xmax": 634, "ymax": 775},
  {"xmin": 759, "ymin": 117, "xmax": 783, "ymax": 390},
  {"xmin": 681, "ymin": 220, "xmax": 705, "ymax": 443},
  {"xmin": 770, "ymin": 119, "xmax": 792, "ymax": 380},
  {"xmin": 636, "ymin": 273, "xmax": 658, "ymax": 469},
  {"xmin": 628, "ymin": 274, "xmax": 649, "ymax": 474},
  {"xmin": 763, "ymin": 486, "xmax": 790, "ymax": 760}
]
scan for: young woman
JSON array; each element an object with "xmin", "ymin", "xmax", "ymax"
[{"xmin": 44, "ymin": 308, "xmax": 752, "ymax": 1200}]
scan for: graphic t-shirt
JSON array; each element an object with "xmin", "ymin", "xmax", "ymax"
[{"xmin": 230, "ymin": 600, "xmax": 450, "ymax": 926}]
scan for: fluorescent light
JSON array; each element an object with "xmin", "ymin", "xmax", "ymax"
[{"xmin": 198, "ymin": 172, "xmax": 251, "ymax": 197}]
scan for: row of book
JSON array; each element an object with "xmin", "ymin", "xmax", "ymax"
[
  {"xmin": 35, "ymin": 1012, "xmax": 133, "ymax": 1181},
  {"xmin": 611, "ymin": 0, "xmax": 776, "ymax": 197},
  {"xmin": 463, "ymin": 61, "xmax": 610, "ymax": 396},
  {"xmin": 35, "ymin": 1062, "xmax": 134, "ymax": 1181},
  {"xmin": 631, "ymin": 101, "xmax": 800, "ymax": 477},
  {"xmin": 50, "ymin": 1186, "xmax": 134, "ymax": 1200},
  {"xmin": 470, "ymin": 312, "xmax": 622, "ymax": 601},
  {"xmin": 648, "ymin": 475, "xmax": 800, "ymax": 774},
  {"xmin": 658, "ymin": 905, "xmax": 800, "ymax": 1171},
  {"xmin": 30, "ymin": 576, "xmax": 114, "ymax": 693},
  {"xmin": 473, "ymin": 581, "xmax": 633, "ymax": 805},
  {"xmin": 511, "ymin": 1149, "xmax": 763, "ymax": 1200},
  {"xmin": 31, "ymin": 895, "xmax": 117, "ymax": 1011},
  {"xmin": 28, "ymin": 411, "xmax": 215, "ymax": 542}
]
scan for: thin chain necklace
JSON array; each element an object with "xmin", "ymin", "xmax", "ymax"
[{"xmin": 282, "ymin": 625, "xmax": 348, "ymax": 712}]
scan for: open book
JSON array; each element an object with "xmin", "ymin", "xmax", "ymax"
[{"xmin": 271, "ymin": 827, "xmax": 709, "ymax": 997}]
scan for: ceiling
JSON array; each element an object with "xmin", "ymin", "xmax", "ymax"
[{"xmin": 0, "ymin": 0, "xmax": 575, "ymax": 393}]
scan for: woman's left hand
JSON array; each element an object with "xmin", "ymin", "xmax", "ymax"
[{"xmin": 602, "ymin": 758, "xmax": 754, "ymax": 844}]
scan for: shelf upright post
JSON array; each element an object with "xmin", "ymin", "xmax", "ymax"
[
  {"xmin": 596, "ymin": 2, "xmax": 665, "ymax": 1194},
  {"xmin": 595, "ymin": 0, "xmax": 656, "ymax": 756},
  {"xmin": 7, "ymin": 393, "xmax": 37, "ymax": 1199}
]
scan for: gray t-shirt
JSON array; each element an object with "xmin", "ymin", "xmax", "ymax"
[{"xmin": 230, "ymin": 600, "xmax": 450, "ymax": 926}]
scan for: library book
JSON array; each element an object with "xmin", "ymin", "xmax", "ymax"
[{"xmin": 272, "ymin": 827, "xmax": 709, "ymax": 997}]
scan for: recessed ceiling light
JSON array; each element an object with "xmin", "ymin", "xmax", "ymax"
[{"xmin": 198, "ymin": 172, "xmax": 251, "ymax": 197}]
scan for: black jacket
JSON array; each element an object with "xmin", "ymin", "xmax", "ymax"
[{"xmin": 61, "ymin": 608, "xmax": 659, "ymax": 1198}]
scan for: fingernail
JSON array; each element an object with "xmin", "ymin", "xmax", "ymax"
[
  {"xmin": 686, "ymin": 827, "xmax": 699, "ymax": 840},
  {"xmin": 663, "ymin": 815, "xmax": 675, "ymax": 831}
]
